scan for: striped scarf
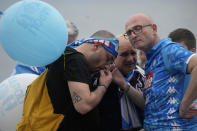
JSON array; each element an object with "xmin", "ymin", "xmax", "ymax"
[
  {"xmin": 68, "ymin": 37, "xmax": 119, "ymax": 57},
  {"xmin": 119, "ymin": 69, "xmax": 143, "ymax": 130}
]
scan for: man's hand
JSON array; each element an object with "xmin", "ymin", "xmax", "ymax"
[
  {"xmin": 179, "ymin": 103, "xmax": 197, "ymax": 118},
  {"xmin": 99, "ymin": 68, "xmax": 112, "ymax": 89},
  {"xmin": 111, "ymin": 67, "xmax": 125, "ymax": 87}
]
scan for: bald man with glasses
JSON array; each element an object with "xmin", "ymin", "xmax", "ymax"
[{"xmin": 124, "ymin": 13, "xmax": 197, "ymax": 130}]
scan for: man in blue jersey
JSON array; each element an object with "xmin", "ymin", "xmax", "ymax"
[
  {"xmin": 168, "ymin": 28, "xmax": 197, "ymax": 111},
  {"xmin": 123, "ymin": 13, "xmax": 197, "ymax": 130}
]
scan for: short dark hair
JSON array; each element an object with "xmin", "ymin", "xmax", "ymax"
[
  {"xmin": 90, "ymin": 30, "xmax": 115, "ymax": 38},
  {"xmin": 168, "ymin": 28, "xmax": 196, "ymax": 50}
]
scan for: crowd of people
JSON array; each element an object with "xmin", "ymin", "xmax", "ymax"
[{"xmin": 2, "ymin": 12, "xmax": 197, "ymax": 131}]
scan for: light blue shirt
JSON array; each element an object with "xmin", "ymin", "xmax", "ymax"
[{"xmin": 144, "ymin": 38, "xmax": 197, "ymax": 130}]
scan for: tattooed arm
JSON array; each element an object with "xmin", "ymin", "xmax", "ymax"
[{"xmin": 68, "ymin": 69, "xmax": 112, "ymax": 114}]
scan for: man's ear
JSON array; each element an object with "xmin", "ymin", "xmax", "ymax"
[
  {"xmin": 152, "ymin": 24, "xmax": 157, "ymax": 32},
  {"xmin": 93, "ymin": 42, "xmax": 102, "ymax": 50}
]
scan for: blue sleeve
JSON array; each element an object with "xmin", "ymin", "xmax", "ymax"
[
  {"xmin": 161, "ymin": 43, "xmax": 194, "ymax": 74},
  {"xmin": 14, "ymin": 63, "xmax": 46, "ymax": 75}
]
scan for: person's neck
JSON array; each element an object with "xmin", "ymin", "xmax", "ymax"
[
  {"xmin": 154, "ymin": 35, "xmax": 161, "ymax": 45},
  {"xmin": 75, "ymin": 44, "xmax": 89, "ymax": 59},
  {"xmin": 144, "ymin": 35, "xmax": 161, "ymax": 52},
  {"xmin": 121, "ymin": 70, "xmax": 131, "ymax": 78}
]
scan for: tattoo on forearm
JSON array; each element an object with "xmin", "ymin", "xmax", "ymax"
[{"xmin": 72, "ymin": 92, "xmax": 82, "ymax": 104}]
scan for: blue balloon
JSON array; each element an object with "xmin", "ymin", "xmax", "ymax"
[{"xmin": 0, "ymin": 0, "xmax": 68, "ymax": 66}]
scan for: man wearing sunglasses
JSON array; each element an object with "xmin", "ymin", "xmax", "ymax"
[{"xmin": 124, "ymin": 13, "xmax": 197, "ymax": 130}]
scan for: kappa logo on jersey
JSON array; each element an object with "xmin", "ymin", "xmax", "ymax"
[{"xmin": 144, "ymin": 72, "xmax": 153, "ymax": 91}]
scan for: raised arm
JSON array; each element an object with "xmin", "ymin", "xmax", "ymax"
[
  {"xmin": 68, "ymin": 69, "xmax": 112, "ymax": 114},
  {"xmin": 112, "ymin": 68, "xmax": 145, "ymax": 110}
]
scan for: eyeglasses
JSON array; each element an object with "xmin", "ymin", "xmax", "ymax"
[{"xmin": 124, "ymin": 24, "xmax": 152, "ymax": 39}]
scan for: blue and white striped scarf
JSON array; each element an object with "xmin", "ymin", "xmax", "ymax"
[{"xmin": 119, "ymin": 70, "xmax": 142, "ymax": 130}]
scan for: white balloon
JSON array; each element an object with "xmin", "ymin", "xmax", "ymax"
[{"xmin": 0, "ymin": 73, "xmax": 38, "ymax": 131}]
